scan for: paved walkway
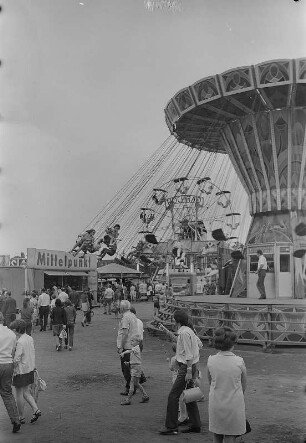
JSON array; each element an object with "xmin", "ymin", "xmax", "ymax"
[{"xmin": 0, "ymin": 302, "xmax": 305, "ymax": 443}]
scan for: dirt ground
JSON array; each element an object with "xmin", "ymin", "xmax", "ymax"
[{"xmin": 0, "ymin": 301, "xmax": 305, "ymax": 443}]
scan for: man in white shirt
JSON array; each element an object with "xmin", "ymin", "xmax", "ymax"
[
  {"xmin": 0, "ymin": 312, "xmax": 21, "ymax": 433},
  {"xmin": 37, "ymin": 288, "xmax": 50, "ymax": 332},
  {"xmin": 159, "ymin": 309, "xmax": 201, "ymax": 435},
  {"xmin": 256, "ymin": 250, "xmax": 267, "ymax": 299},
  {"xmin": 117, "ymin": 300, "xmax": 138, "ymax": 395}
]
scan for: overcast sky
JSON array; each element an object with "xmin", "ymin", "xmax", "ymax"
[{"xmin": 0, "ymin": 0, "xmax": 305, "ymax": 256}]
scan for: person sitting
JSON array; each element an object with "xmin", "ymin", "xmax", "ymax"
[
  {"xmin": 70, "ymin": 229, "xmax": 97, "ymax": 256},
  {"xmin": 98, "ymin": 224, "xmax": 120, "ymax": 259}
]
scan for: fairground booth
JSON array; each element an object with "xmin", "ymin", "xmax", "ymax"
[{"xmin": 0, "ymin": 248, "xmax": 97, "ymax": 308}]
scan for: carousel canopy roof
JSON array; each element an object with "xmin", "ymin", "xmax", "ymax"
[
  {"xmin": 97, "ymin": 263, "xmax": 141, "ymax": 275},
  {"xmin": 164, "ymin": 58, "xmax": 306, "ymax": 152}
]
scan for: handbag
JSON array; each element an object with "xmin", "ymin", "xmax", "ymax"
[
  {"xmin": 33, "ymin": 369, "xmax": 47, "ymax": 392},
  {"xmin": 182, "ymin": 379, "xmax": 203, "ymax": 404},
  {"xmin": 37, "ymin": 376, "xmax": 47, "ymax": 392}
]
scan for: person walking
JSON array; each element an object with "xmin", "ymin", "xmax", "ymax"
[
  {"xmin": 159, "ymin": 309, "xmax": 201, "ymax": 435},
  {"xmin": 120, "ymin": 335, "xmax": 149, "ymax": 406},
  {"xmin": 207, "ymin": 327, "xmax": 247, "ymax": 443},
  {"xmin": 256, "ymin": 249, "xmax": 267, "ymax": 299},
  {"xmin": 37, "ymin": 288, "xmax": 50, "ymax": 332},
  {"xmin": 20, "ymin": 298, "xmax": 34, "ymax": 336},
  {"xmin": 104, "ymin": 284, "xmax": 114, "ymax": 315},
  {"xmin": 116, "ymin": 300, "xmax": 138, "ymax": 396},
  {"xmin": 2, "ymin": 291, "xmax": 17, "ymax": 327},
  {"xmin": 64, "ymin": 300, "xmax": 77, "ymax": 351},
  {"xmin": 50, "ymin": 299, "xmax": 67, "ymax": 351},
  {"xmin": 10, "ymin": 319, "xmax": 41, "ymax": 425},
  {"xmin": 80, "ymin": 290, "xmax": 89, "ymax": 326},
  {"xmin": 0, "ymin": 313, "xmax": 21, "ymax": 433}
]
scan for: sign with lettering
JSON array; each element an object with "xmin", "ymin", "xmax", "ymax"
[
  {"xmin": 10, "ymin": 257, "xmax": 27, "ymax": 267},
  {"xmin": 27, "ymin": 248, "xmax": 97, "ymax": 271},
  {"xmin": 166, "ymin": 195, "xmax": 204, "ymax": 206}
]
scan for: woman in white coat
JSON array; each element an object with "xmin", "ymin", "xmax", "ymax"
[{"xmin": 207, "ymin": 327, "xmax": 247, "ymax": 443}]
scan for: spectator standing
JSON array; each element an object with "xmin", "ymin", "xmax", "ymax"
[
  {"xmin": 159, "ymin": 309, "xmax": 201, "ymax": 435},
  {"xmin": 64, "ymin": 300, "xmax": 77, "ymax": 351},
  {"xmin": 113, "ymin": 285, "xmax": 122, "ymax": 319},
  {"xmin": 85, "ymin": 288, "xmax": 93, "ymax": 324},
  {"xmin": 2, "ymin": 291, "xmax": 17, "ymax": 327},
  {"xmin": 104, "ymin": 284, "xmax": 114, "ymax": 315},
  {"xmin": 29, "ymin": 293, "xmax": 38, "ymax": 330},
  {"xmin": 129, "ymin": 284, "xmax": 136, "ymax": 303},
  {"xmin": 207, "ymin": 327, "xmax": 247, "ymax": 443},
  {"xmin": 20, "ymin": 298, "xmax": 34, "ymax": 336},
  {"xmin": 37, "ymin": 289, "xmax": 50, "ymax": 332},
  {"xmin": 0, "ymin": 312, "xmax": 20, "ymax": 433},
  {"xmin": 116, "ymin": 300, "xmax": 138, "ymax": 395},
  {"xmin": 10, "ymin": 319, "xmax": 41, "ymax": 425},
  {"xmin": 49, "ymin": 294, "xmax": 57, "ymax": 331},
  {"xmin": 122, "ymin": 284, "xmax": 128, "ymax": 300},
  {"xmin": 80, "ymin": 291, "xmax": 89, "ymax": 326}
]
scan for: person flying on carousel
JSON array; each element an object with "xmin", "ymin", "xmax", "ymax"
[
  {"xmin": 70, "ymin": 229, "xmax": 97, "ymax": 256},
  {"xmin": 98, "ymin": 224, "xmax": 120, "ymax": 259}
]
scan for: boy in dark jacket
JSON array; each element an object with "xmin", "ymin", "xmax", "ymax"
[
  {"xmin": 50, "ymin": 299, "xmax": 67, "ymax": 351},
  {"xmin": 64, "ymin": 300, "xmax": 77, "ymax": 351}
]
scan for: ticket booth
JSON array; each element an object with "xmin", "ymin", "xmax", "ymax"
[{"xmin": 247, "ymin": 243, "xmax": 293, "ymax": 299}]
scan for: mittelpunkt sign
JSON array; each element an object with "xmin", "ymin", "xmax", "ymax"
[{"xmin": 27, "ymin": 248, "xmax": 97, "ymax": 271}]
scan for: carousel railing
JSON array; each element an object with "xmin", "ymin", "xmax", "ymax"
[{"xmin": 149, "ymin": 299, "xmax": 306, "ymax": 351}]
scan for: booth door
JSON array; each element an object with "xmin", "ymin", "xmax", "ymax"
[{"xmin": 276, "ymin": 245, "xmax": 293, "ymax": 298}]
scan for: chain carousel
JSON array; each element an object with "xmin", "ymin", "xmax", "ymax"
[
  {"xmin": 152, "ymin": 58, "xmax": 306, "ymax": 350},
  {"xmin": 130, "ymin": 176, "xmax": 243, "ymax": 295}
]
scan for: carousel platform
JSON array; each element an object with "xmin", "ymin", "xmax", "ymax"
[
  {"xmin": 177, "ymin": 294, "xmax": 306, "ymax": 306},
  {"xmin": 147, "ymin": 295, "xmax": 306, "ymax": 351}
]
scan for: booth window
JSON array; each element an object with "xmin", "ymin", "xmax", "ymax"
[
  {"xmin": 280, "ymin": 254, "xmax": 290, "ymax": 272},
  {"xmin": 249, "ymin": 254, "xmax": 274, "ymax": 273}
]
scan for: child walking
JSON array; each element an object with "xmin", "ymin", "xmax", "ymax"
[
  {"xmin": 50, "ymin": 299, "xmax": 67, "ymax": 351},
  {"xmin": 120, "ymin": 335, "xmax": 149, "ymax": 406}
]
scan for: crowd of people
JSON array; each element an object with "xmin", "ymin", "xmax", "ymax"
[
  {"xmin": 97, "ymin": 280, "xmax": 175, "ymax": 317},
  {"xmin": 0, "ymin": 282, "xmax": 250, "ymax": 442},
  {"xmin": 114, "ymin": 299, "xmax": 248, "ymax": 442}
]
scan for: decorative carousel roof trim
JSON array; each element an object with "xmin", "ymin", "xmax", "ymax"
[{"xmin": 164, "ymin": 57, "xmax": 306, "ymax": 153}]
